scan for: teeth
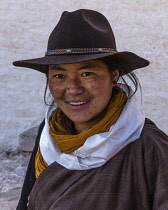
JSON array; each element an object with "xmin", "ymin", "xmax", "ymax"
[{"xmin": 69, "ymin": 102, "xmax": 86, "ymax": 105}]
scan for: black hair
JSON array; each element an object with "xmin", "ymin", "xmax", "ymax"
[
  {"xmin": 44, "ymin": 73, "xmax": 49, "ymax": 106},
  {"xmin": 43, "ymin": 66, "xmax": 53, "ymax": 106}
]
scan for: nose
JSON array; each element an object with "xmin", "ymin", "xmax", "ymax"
[{"xmin": 66, "ymin": 78, "xmax": 84, "ymax": 95}]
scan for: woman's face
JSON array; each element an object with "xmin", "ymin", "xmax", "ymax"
[{"xmin": 49, "ymin": 60, "xmax": 119, "ymax": 133}]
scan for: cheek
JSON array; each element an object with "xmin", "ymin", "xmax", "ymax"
[
  {"xmin": 87, "ymin": 79, "xmax": 112, "ymax": 95},
  {"xmin": 49, "ymin": 83, "xmax": 64, "ymax": 99}
]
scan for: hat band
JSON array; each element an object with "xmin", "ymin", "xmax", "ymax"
[{"xmin": 45, "ymin": 48, "xmax": 117, "ymax": 55}]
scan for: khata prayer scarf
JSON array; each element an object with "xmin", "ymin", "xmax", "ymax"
[{"xmin": 35, "ymin": 89, "xmax": 127, "ymax": 178}]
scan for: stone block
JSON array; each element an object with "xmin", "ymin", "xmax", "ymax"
[{"xmin": 19, "ymin": 125, "xmax": 39, "ymax": 152}]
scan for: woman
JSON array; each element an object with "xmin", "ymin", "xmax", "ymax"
[{"xmin": 13, "ymin": 9, "xmax": 168, "ymax": 210}]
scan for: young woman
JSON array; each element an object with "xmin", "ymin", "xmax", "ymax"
[{"xmin": 13, "ymin": 9, "xmax": 168, "ymax": 210}]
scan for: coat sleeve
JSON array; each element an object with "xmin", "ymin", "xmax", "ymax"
[
  {"xmin": 16, "ymin": 120, "xmax": 45, "ymax": 210},
  {"xmin": 142, "ymin": 121, "xmax": 168, "ymax": 210}
]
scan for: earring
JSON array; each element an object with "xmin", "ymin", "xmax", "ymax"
[{"xmin": 113, "ymin": 81, "xmax": 118, "ymax": 85}]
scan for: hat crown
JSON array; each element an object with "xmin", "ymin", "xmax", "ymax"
[{"xmin": 47, "ymin": 9, "xmax": 116, "ymax": 50}]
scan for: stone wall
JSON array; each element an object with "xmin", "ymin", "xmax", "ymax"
[{"xmin": 0, "ymin": 0, "xmax": 168, "ymax": 151}]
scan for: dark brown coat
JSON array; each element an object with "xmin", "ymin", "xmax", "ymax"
[{"xmin": 27, "ymin": 119, "xmax": 168, "ymax": 210}]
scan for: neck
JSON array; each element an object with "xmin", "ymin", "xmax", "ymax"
[{"xmin": 74, "ymin": 109, "xmax": 107, "ymax": 133}]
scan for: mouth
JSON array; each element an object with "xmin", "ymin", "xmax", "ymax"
[
  {"xmin": 68, "ymin": 101, "xmax": 88, "ymax": 106},
  {"xmin": 67, "ymin": 100, "xmax": 90, "ymax": 109}
]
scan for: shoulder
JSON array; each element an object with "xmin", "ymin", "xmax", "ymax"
[
  {"xmin": 138, "ymin": 118, "xmax": 168, "ymax": 150},
  {"xmin": 126, "ymin": 118, "xmax": 168, "ymax": 167},
  {"xmin": 132, "ymin": 118, "xmax": 168, "ymax": 170},
  {"xmin": 138, "ymin": 119, "xmax": 168, "ymax": 207}
]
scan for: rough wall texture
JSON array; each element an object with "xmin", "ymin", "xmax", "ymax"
[{"xmin": 0, "ymin": 0, "xmax": 168, "ymax": 151}]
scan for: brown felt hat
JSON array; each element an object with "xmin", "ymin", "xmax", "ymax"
[{"xmin": 13, "ymin": 9, "xmax": 149, "ymax": 75}]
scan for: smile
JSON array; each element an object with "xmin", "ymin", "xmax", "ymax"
[
  {"xmin": 66, "ymin": 100, "xmax": 90, "ymax": 110},
  {"xmin": 68, "ymin": 101, "xmax": 87, "ymax": 106}
]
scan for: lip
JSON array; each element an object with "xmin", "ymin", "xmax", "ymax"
[{"xmin": 66, "ymin": 100, "xmax": 90, "ymax": 110}]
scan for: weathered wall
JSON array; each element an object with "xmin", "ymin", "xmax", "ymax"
[{"xmin": 0, "ymin": 0, "xmax": 168, "ymax": 151}]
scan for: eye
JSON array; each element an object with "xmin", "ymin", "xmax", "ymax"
[
  {"xmin": 81, "ymin": 72, "xmax": 93, "ymax": 77},
  {"xmin": 53, "ymin": 74, "xmax": 65, "ymax": 79}
]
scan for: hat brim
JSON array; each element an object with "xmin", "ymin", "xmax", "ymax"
[{"xmin": 13, "ymin": 51, "xmax": 149, "ymax": 76}]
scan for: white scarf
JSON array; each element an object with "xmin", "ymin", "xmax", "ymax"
[{"xmin": 39, "ymin": 91, "xmax": 145, "ymax": 170}]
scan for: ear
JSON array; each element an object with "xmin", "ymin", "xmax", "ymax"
[{"xmin": 111, "ymin": 69, "xmax": 119, "ymax": 87}]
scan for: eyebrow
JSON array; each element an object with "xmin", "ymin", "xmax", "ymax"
[
  {"xmin": 78, "ymin": 64, "xmax": 94, "ymax": 70},
  {"xmin": 50, "ymin": 63, "xmax": 95, "ymax": 71},
  {"xmin": 49, "ymin": 66, "xmax": 66, "ymax": 71}
]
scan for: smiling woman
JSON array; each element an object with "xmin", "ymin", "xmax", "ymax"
[{"xmin": 13, "ymin": 9, "xmax": 168, "ymax": 210}]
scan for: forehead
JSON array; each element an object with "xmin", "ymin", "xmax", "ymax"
[{"xmin": 49, "ymin": 60, "xmax": 106, "ymax": 71}]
